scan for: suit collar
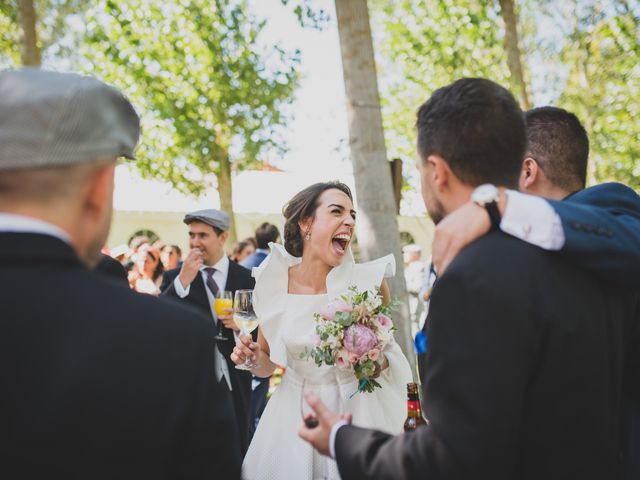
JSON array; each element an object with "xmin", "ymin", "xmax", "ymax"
[
  {"xmin": 200, "ymin": 254, "xmax": 229, "ymax": 277},
  {"xmin": 0, "ymin": 232, "xmax": 83, "ymax": 267},
  {"xmin": 0, "ymin": 213, "xmax": 72, "ymax": 244}
]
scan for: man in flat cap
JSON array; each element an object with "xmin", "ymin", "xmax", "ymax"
[
  {"xmin": 161, "ymin": 208, "xmax": 255, "ymax": 452},
  {"xmin": 0, "ymin": 69, "xmax": 240, "ymax": 479}
]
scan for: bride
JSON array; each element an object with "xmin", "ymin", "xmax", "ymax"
[{"xmin": 232, "ymin": 181, "xmax": 413, "ymax": 479}]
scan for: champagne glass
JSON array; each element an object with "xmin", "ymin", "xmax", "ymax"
[
  {"xmin": 300, "ymin": 379, "xmax": 319, "ymax": 428},
  {"xmin": 300, "ymin": 378, "xmax": 345, "ymax": 429},
  {"xmin": 213, "ymin": 291, "xmax": 233, "ymax": 342},
  {"xmin": 234, "ymin": 289, "xmax": 259, "ymax": 370}
]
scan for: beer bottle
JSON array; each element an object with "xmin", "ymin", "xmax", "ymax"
[{"xmin": 403, "ymin": 382, "xmax": 428, "ymax": 432}]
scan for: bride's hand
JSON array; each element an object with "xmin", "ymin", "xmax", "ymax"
[{"xmin": 231, "ymin": 334, "xmax": 261, "ymax": 366}]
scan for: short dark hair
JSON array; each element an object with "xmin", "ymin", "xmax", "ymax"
[
  {"xmin": 525, "ymin": 106, "xmax": 589, "ymax": 192},
  {"xmin": 416, "ymin": 78, "xmax": 526, "ymax": 189},
  {"xmin": 283, "ymin": 181, "xmax": 353, "ymax": 257},
  {"xmin": 255, "ymin": 222, "xmax": 280, "ymax": 249}
]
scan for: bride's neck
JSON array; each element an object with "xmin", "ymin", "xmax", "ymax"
[{"xmin": 288, "ymin": 255, "xmax": 332, "ymax": 294}]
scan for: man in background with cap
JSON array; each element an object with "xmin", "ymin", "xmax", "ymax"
[
  {"xmin": 161, "ymin": 209, "xmax": 255, "ymax": 452},
  {"xmin": 0, "ymin": 69, "xmax": 241, "ymax": 478}
]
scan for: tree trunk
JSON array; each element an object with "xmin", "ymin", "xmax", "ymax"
[
  {"xmin": 217, "ymin": 153, "xmax": 238, "ymax": 246},
  {"xmin": 498, "ymin": 0, "xmax": 530, "ymax": 109},
  {"xmin": 335, "ymin": 0, "xmax": 415, "ymax": 370},
  {"xmin": 17, "ymin": 0, "xmax": 41, "ymax": 66}
]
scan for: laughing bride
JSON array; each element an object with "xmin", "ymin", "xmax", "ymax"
[{"xmin": 231, "ymin": 181, "xmax": 413, "ymax": 480}]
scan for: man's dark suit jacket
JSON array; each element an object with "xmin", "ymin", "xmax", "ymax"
[
  {"xmin": 0, "ymin": 233, "xmax": 241, "ymax": 479},
  {"xmin": 550, "ymin": 182, "xmax": 640, "ymax": 287},
  {"xmin": 160, "ymin": 260, "xmax": 255, "ymax": 451},
  {"xmin": 335, "ymin": 232, "xmax": 640, "ymax": 480}
]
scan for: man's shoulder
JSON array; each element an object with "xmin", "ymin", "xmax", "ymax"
[
  {"xmin": 89, "ymin": 273, "xmax": 210, "ymax": 332},
  {"xmin": 229, "ymin": 259, "xmax": 252, "ymax": 276},
  {"xmin": 450, "ymin": 231, "xmax": 543, "ymax": 271}
]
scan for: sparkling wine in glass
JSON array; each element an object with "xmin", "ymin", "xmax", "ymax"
[
  {"xmin": 234, "ymin": 289, "xmax": 259, "ymax": 371},
  {"xmin": 300, "ymin": 379, "xmax": 319, "ymax": 428}
]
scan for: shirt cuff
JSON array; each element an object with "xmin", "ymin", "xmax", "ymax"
[
  {"xmin": 173, "ymin": 276, "xmax": 190, "ymax": 298},
  {"xmin": 500, "ymin": 190, "xmax": 565, "ymax": 250},
  {"xmin": 329, "ymin": 420, "xmax": 349, "ymax": 459}
]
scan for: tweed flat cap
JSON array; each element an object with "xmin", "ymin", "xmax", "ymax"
[
  {"xmin": 0, "ymin": 68, "xmax": 140, "ymax": 171},
  {"xmin": 184, "ymin": 209, "xmax": 230, "ymax": 232}
]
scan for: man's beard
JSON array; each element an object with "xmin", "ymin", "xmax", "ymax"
[{"xmin": 427, "ymin": 197, "xmax": 446, "ymax": 225}]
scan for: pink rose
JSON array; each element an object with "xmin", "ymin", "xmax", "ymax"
[
  {"xmin": 368, "ymin": 348, "xmax": 380, "ymax": 362},
  {"xmin": 375, "ymin": 313, "xmax": 392, "ymax": 331},
  {"xmin": 335, "ymin": 348, "xmax": 351, "ymax": 369},
  {"xmin": 343, "ymin": 324, "xmax": 378, "ymax": 357},
  {"xmin": 320, "ymin": 299, "xmax": 353, "ymax": 321}
]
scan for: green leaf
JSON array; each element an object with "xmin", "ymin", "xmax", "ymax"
[{"xmin": 334, "ymin": 311, "xmax": 354, "ymax": 327}]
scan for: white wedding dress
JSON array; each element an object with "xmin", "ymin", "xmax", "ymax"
[{"xmin": 242, "ymin": 244, "xmax": 413, "ymax": 480}]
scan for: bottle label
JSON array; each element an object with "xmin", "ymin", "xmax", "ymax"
[{"xmin": 407, "ymin": 400, "xmax": 420, "ymax": 412}]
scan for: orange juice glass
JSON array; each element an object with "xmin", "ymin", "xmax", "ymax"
[{"xmin": 214, "ymin": 291, "xmax": 233, "ymax": 316}]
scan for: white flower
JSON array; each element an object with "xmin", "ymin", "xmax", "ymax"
[
  {"xmin": 377, "ymin": 329, "xmax": 393, "ymax": 347},
  {"xmin": 364, "ymin": 293, "xmax": 382, "ymax": 311},
  {"xmin": 325, "ymin": 334, "xmax": 342, "ymax": 349}
]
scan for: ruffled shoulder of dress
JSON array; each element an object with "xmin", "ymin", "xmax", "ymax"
[
  {"xmin": 349, "ymin": 254, "xmax": 396, "ymax": 294},
  {"xmin": 251, "ymin": 242, "xmax": 298, "ymax": 318}
]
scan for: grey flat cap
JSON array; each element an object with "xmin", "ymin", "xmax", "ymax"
[
  {"xmin": 0, "ymin": 68, "xmax": 140, "ymax": 171},
  {"xmin": 184, "ymin": 209, "xmax": 230, "ymax": 232}
]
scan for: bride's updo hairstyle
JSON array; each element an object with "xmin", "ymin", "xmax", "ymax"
[{"xmin": 282, "ymin": 181, "xmax": 353, "ymax": 257}]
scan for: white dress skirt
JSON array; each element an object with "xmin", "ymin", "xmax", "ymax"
[{"xmin": 242, "ymin": 244, "xmax": 413, "ymax": 480}]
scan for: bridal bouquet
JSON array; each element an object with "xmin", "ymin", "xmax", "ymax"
[{"xmin": 301, "ymin": 286, "xmax": 397, "ymax": 394}]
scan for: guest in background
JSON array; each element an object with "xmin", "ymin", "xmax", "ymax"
[
  {"xmin": 109, "ymin": 244, "xmax": 131, "ymax": 265},
  {"xmin": 129, "ymin": 245, "xmax": 164, "ymax": 295},
  {"xmin": 402, "ymin": 243, "xmax": 426, "ymax": 330},
  {"xmin": 239, "ymin": 222, "xmax": 281, "ymax": 441},
  {"xmin": 230, "ymin": 238, "xmax": 256, "ymax": 263},
  {"xmin": 160, "ymin": 209, "xmax": 255, "ymax": 452},
  {"xmin": 123, "ymin": 234, "xmax": 149, "ymax": 273},
  {"xmin": 161, "ymin": 244, "xmax": 182, "ymax": 271},
  {"xmin": 94, "ymin": 253, "xmax": 129, "ymax": 286},
  {"xmin": 240, "ymin": 223, "xmax": 280, "ymax": 269}
]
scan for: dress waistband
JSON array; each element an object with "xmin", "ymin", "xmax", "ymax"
[{"xmin": 282, "ymin": 366, "xmax": 359, "ymax": 389}]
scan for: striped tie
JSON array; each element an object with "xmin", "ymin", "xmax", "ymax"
[{"xmin": 204, "ymin": 267, "xmax": 219, "ymax": 295}]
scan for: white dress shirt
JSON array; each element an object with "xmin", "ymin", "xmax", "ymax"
[
  {"xmin": 501, "ymin": 190, "xmax": 565, "ymax": 250},
  {"xmin": 173, "ymin": 254, "xmax": 233, "ymax": 390},
  {"xmin": 0, "ymin": 213, "xmax": 71, "ymax": 243}
]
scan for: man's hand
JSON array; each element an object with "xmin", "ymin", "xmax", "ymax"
[
  {"xmin": 218, "ymin": 307, "xmax": 238, "ymax": 331},
  {"xmin": 432, "ymin": 201, "xmax": 491, "ymax": 274},
  {"xmin": 298, "ymin": 393, "xmax": 352, "ymax": 457},
  {"xmin": 178, "ymin": 248, "xmax": 203, "ymax": 289},
  {"xmin": 432, "ymin": 189, "xmax": 509, "ymax": 274}
]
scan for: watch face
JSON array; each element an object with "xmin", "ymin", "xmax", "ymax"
[{"xmin": 472, "ymin": 184, "xmax": 499, "ymax": 204}]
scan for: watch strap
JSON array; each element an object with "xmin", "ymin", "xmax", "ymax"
[{"xmin": 486, "ymin": 201, "xmax": 501, "ymax": 231}]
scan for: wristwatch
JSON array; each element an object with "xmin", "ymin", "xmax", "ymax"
[{"xmin": 472, "ymin": 184, "xmax": 501, "ymax": 231}]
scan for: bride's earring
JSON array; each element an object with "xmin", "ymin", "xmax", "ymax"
[{"xmin": 305, "ymin": 231, "xmax": 311, "ymax": 240}]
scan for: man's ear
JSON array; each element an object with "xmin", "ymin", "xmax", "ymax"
[
  {"xmin": 220, "ymin": 230, "xmax": 229, "ymax": 245},
  {"xmin": 427, "ymin": 154, "xmax": 451, "ymax": 192},
  {"xmin": 84, "ymin": 163, "xmax": 115, "ymax": 221},
  {"xmin": 519, "ymin": 157, "xmax": 539, "ymax": 191}
]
